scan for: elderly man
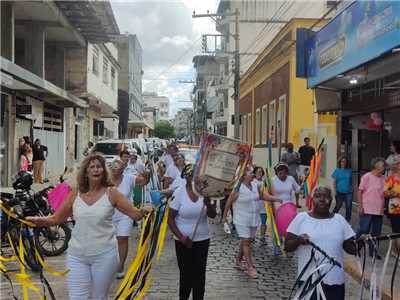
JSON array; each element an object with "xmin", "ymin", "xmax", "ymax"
[{"xmin": 124, "ymin": 149, "xmax": 145, "ymax": 175}]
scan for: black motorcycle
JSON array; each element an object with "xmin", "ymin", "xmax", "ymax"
[{"xmin": 1, "ymin": 171, "xmax": 71, "ymax": 263}]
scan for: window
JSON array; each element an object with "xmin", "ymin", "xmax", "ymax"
[
  {"xmin": 93, "ymin": 119, "xmax": 104, "ymax": 137},
  {"xmin": 103, "ymin": 58, "xmax": 109, "ymax": 85},
  {"xmin": 243, "ymin": 115, "xmax": 247, "ymax": 142},
  {"xmin": 247, "ymin": 113, "xmax": 252, "ymax": 144},
  {"xmin": 111, "ymin": 67, "xmax": 116, "ymax": 90},
  {"xmin": 261, "ymin": 105, "xmax": 268, "ymax": 144},
  {"xmin": 92, "ymin": 47, "xmax": 99, "ymax": 76},
  {"xmin": 278, "ymin": 95, "xmax": 287, "ymax": 144},
  {"xmin": 255, "ymin": 109, "xmax": 260, "ymax": 145},
  {"xmin": 268, "ymin": 100, "xmax": 276, "ymax": 144}
]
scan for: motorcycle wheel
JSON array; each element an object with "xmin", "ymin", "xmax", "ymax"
[
  {"xmin": 8, "ymin": 226, "xmax": 43, "ymax": 272},
  {"xmin": 34, "ymin": 223, "xmax": 71, "ymax": 256}
]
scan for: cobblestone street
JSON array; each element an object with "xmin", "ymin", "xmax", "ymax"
[{"xmin": 1, "ymin": 219, "xmax": 362, "ymax": 300}]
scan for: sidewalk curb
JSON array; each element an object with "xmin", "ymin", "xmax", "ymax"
[{"xmin": 344, "ymin": 259, "xmax": 400, "ymax": 300}]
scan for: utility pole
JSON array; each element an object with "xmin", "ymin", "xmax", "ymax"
[
  {"xmin": 233, "ymin": 8, "xmax": 240, "ymax": 139},
  {"xmin": 193, "ymin": 9, "xmax": 241, "ymax": 139}
]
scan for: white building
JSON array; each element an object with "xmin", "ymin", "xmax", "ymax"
[
  {"xmin": 174, "ymin": 108, "xmax": 193, "ymax": 139},
  {"xmin": 142, "ymin": 92, "xmax": 170, "ymax": 121},
  {"xmin": 0, "ymin": 0, "xmax": 119, "ymax": 185},
  {"xmin": 115, "ymin": 34, "xmax": 146, "ymax": 138},
  {"xmin": 212, "ymin": 0, "xmax": 339, "ymax": 139},
  {"xmin": 66, "ymin": 41, "xmax": 120, "ymax": 146}
]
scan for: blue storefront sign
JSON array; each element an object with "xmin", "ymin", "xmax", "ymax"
[{"xmin": 297, "ymin": 0, "xmax": 400, "ymax": 88}]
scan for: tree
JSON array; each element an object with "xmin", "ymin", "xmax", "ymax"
[{"xmin": 153, "ymin": 120, "xmax": 176, "ymax": 139}]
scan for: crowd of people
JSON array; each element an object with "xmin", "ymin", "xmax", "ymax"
[{"xmin": 22, "ymin": 138, "xmax": 400, "ymax": 300}]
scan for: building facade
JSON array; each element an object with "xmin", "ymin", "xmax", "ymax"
[
  {"xmin": 297, "ymin": 0, "xmax": 400, "ymax": 187},
  {"xmin": 239, "ymin": 19, "xmax": 328, "ymax": 171},
  {"xmin": 115, "ymin": 34, "xmax": 146, "ymax": 138},
  {"xmin": 212, "ymin": 0, "xmax": 337, "ymax": 138},
  {"xmin": 142, "ymin": 107, "xmax": 156, "ymax": 138},
  {"xmin": 142, "ymin": 92, "xmax": 170, "ymax": 121},
  {"xmin": 192, "ymin": 55, "xmax": 219, "ymax": 143},
  {"xmin": 174, "ymin": 108, "xmax": 193, "ymax": 140},
  {"xmin": 0, "ymin": 1, "xmax": 119, "ymax": 185}
]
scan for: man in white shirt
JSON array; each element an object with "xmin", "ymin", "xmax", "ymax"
[
  {"xmin": 163, "ymin": 144, "xmax": 178, "ymax": 169},
  {"xmin": 124, "ymin": 149, "xmax": 145, "ymax": 175}
]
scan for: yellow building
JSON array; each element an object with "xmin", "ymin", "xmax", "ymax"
[{"xmin": 240, "ymin": 18, "xmax": 336, "ymax": 184}]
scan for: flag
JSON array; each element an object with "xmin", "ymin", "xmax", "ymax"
[{"xmin": 304, "ymin": 139, "xmax": 324, "ymax": 210}]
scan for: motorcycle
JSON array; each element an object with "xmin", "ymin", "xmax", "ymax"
[{"xmin": 1, "ymin": 170, "xmax": 71, "ymax": 262}]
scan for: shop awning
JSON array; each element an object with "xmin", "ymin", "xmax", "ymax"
[{"xmin": 0, "ymin": 57, "xmax": 88, "ymax": 108}]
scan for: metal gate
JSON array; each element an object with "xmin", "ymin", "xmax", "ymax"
[{"xmin": 33, "ymin": 129, "xmax": 64, "ymax": 179}]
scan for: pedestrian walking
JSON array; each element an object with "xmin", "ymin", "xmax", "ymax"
[
  {"xmin": 386, "ymin": 141, "xmax": 400, "ymax": 175},
  {"xmin": 332, "ymin": 156, "xmax": 353, "ymax": 221},
  {"xmin": 384, "ymin": 155, "xmax": 400, "ymax": 233},
  {"xmin": 253, "ymin": 166, "xmax": 267, "ymax": 241},
  {"xmin": 223, "ymin": 166, "xmax": 279, "ymax": 278},
  {"xmin": 27, "ymin": 154, "xmax": 150, "ymax": 300},
  {"xmin": 298, "ymin": 137, "xmax": 316, "ymax": 177},
  {"xmin": 164, "ymin": 153, "xmax": 185, "ymax": 187},
  {"xmin": 32, "ymin": 139, "xmax": 48, "ymax": 183},
  {"xmin": 163, "ymin": 144, "xmax": 178, "ymax": 169},
  {"xmin": 124, "ymin": 149, "xmax": 145, "ymax": 175},
  {"xmin": 83, "ymin": 141, "xmax": 94, "ymax": 156},
  {"xmin": 160, "ymin": 155, "xmax": 186, "ymax": 197},
  {"xmin": 357, "ymin": 157, "xmax": 386, "ymax": 258},
  {"xmin": 109, "ymin": 159, "xmax": 149, "ymax": 279},
  {"xmin": 281, "ymin": 142, "xmax": 300, "ymax": 181},
  {"xmin": 273, "ymin": 163, "xmax": 301, "ymax": 208},
  {"xmin": 272, "ymin": 162, "xmax": 301, "ymax": 237},
  {"xmin": 168, "ymin": 164, "xmax": 217, "ymax": 300},
  {"xmin": 285, "ymin": 186, "xmax": 357, "ymax": 300},
  {"xmin": 19, "ymin": 144, "xmax": 30, "ymax": 172}
]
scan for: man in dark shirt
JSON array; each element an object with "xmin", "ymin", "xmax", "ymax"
[
  {"xmin": 32, "ymin": 139, "xmax": 48, "ymax": 183},
  {"xmin": 298, "ymin": 137, "xmax": 315, "ymax": 178}
]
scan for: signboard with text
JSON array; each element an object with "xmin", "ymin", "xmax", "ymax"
[{"xmin": 304, "ymin": 0, "xmax": 400, "ymax": 87}]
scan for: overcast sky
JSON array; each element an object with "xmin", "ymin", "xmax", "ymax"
[{"xmin": 111, "ymin": 0, "xmax": 219, "ymax": 118}]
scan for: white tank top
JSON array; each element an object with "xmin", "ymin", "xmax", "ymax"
[{"xmin": 68, "ymin": 190, "xmax": 116, "ymax": 256}]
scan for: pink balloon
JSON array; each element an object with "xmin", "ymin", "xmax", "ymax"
[{"xmin": 276, "ymin": 202, "xmax": 297, "ymax": 236}]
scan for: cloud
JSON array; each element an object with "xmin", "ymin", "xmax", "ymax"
[{"xmin": 111, "ymin": 0, "xmax": 218, "ymax": 118}]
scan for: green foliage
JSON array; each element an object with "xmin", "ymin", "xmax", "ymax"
[{"xmin": 153, "ymin": 120, "xmax": 176, "ymax": 139}]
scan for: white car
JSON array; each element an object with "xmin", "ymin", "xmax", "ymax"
[{"xmin": 91, "ymin": 139, "xmax": 134, "ymax": 163}]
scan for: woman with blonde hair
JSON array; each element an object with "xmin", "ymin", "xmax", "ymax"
[{"xmin": 28, "ymin": 154, "xmax": 150, "ymax": 300}]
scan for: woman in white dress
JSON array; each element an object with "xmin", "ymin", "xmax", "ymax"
[{"xmin": 223, "ymin": 165, "xmax": 280, "ymax": 278}]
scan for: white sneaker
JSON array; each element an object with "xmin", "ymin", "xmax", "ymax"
[{"xmin": 116, "ymin": 272, "xmax": 125, "ymax": 279}]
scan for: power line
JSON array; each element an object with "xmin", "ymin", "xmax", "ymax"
[{"xmin": 144, "ymin": 37, "xmax": 201, "ymax": 83}]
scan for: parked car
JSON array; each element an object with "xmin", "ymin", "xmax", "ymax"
[{"xmin": 91, "ymin": 139, "xmax": 134, "ymax": 163}]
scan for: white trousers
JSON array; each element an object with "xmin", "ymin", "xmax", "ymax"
[{"xmin": 67, "ymin": 247, "xmax": 119, "ymax": 300}]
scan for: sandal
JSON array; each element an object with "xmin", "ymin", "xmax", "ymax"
[
  {"xmin": 246, "ymin": 268, "xmax": 258, "ymax": 279},
  {"xmin": 235, "ymin": 257, "xmax": 244, "ymax": 270}
]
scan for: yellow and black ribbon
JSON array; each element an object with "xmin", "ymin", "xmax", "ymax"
[{"xmin": 1, "ymin": 199, "xmax": 69, "ymax": 300}]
